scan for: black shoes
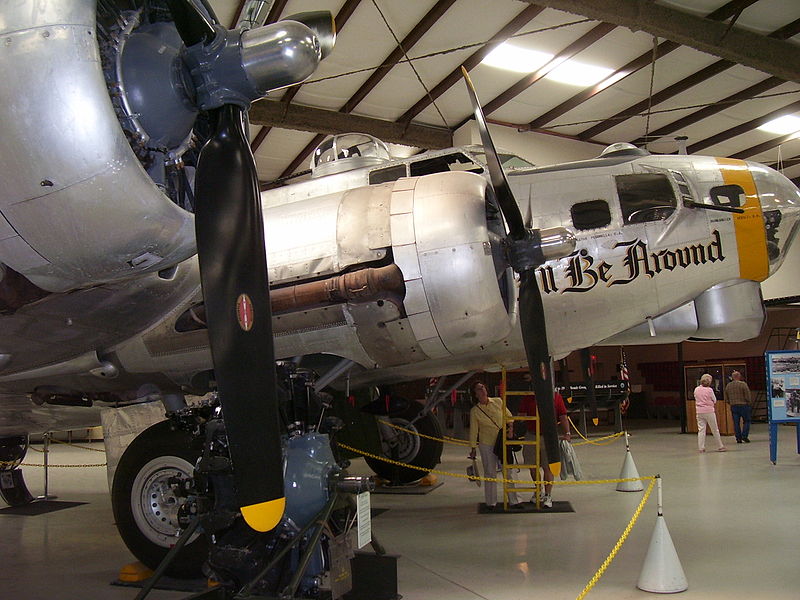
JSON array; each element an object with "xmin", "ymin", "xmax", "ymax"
[
  {"xmin": 737, "ymin": 439, "xmax": 743, "ymax": 443},
  {"xmin": 743, "ymin": 437, "xmax": 750, "ymax": 443}
]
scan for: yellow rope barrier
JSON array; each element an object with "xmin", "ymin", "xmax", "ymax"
[
  {"xmin": 575, "ymin": 477, "xmax": 656, "ymax": 600},
  {"xmin": 338, "ymin": 442, "xmax": 654, "ymax": 487},
  {"xmin": 343, "ymin": 439, "xmax": 658, "ymax": 599},
  {"xmin": 20, "ymin": 462, "xmax": 107, "ymax": 468},
  {"xmin": 569, "ymin": 421, "xmax": 625, "ymax": 446},
  {"xmin": 3, "ymin": 438, "xmax": 108, "ymax": 468},
  {"xmin": 382, "ymin": 415, "xmax": 622, "ymax": 449},
  {"xmin": 49, "ymin": 438, "xmax": 106, "ymax": 453},
  {"xmin": 378, "ymin": 420, "xmax": 470, "ymax": 446}
]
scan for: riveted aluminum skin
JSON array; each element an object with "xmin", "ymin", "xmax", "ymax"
[
  {"xmin": 262, "ymin": 185, "xmax": 389, "ymax": 285},
  {"xmin": 600, "ymin": 301, "xmax": 699, "ymax": 346},
  {"xmin": 694, "ymin": 279, "xmax": 765, "ymax": 341},
  {"xmin": 0, "ymin": 0, "xmax": 195, "ymax": 292},
  {"xmin": 391, "ymin": 172, "xmax": 513, "ymax": 357}
]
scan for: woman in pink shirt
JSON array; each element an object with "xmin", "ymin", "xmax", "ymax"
[{"xmin": 694, "ymin": 374, "xmax": 727, "ymax": 452}]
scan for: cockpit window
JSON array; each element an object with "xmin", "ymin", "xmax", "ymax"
[
  {"xmin": 369, "ymin": 164, "xmax": 407, "ymax": 185},
  {"xmin": 465, "ymin": 146, "xmax": 535, "ymax": 170},
  {"xmin": 409, "ymin": 152, "xmax": 483, "ymax": 177},
  {"xmin": 616, "ymin": 173, "xmax": 677, "ymax": 224},
  {"xmin": 571, "ymin": 200, "xmax": 612, "ymax": 231},
  {"xmin": 313, "ymin": 134, "xmax": 390, "ymax": 168},
  {"xmin": 710, "ymin": 184, "xmax": 744, "ymax": 208}
]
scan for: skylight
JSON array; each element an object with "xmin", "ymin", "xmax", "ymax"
[
  {"xmin": 481, "ymin": 43, "xmax": 615, "ymax": 87},
  {"xmin": 545, "ymin": 61, "xmax": 616, "ymax": 86},
  {"xmin": 481, "ymin": 43, "xmax": 553, "ymax": 73},
  {"xmin": 757, "ymin": 115, "xmax": 800, "ymax": 135}
]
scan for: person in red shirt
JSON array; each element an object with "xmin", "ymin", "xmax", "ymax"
[{"xmin": 519, "ymin": 374, "xmax": 571, "ymax": 508}]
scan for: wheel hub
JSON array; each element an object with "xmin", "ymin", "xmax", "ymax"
[
  {"xmin": 379, "ymin": 418, "xmax": 422, "ymax": 463},
  {"xmin": 131, "ymin": 456, "xmax": 194, "ymax": 547}
]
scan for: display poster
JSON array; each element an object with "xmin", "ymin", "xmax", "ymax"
[
  {"xmin": 766, "ymin": 351, "xmax": 800, "ymax": 422},
  {"xmin": 684, "ymin": 363, "xmax": 746, "ymax": 402},
  {"xmin": 356, "ymin": 491, "xmax": 371, "ymax": 549}
]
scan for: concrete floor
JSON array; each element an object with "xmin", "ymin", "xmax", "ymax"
[{"xmin": 1, "ymin": 420, "xmax": 798, "ymax": 599}]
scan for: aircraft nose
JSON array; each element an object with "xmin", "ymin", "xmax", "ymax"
[{"xmin": 749, "ymin": 162, "xmax": 800, "ymax": 274}]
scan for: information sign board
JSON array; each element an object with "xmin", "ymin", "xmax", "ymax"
[{"xmin": 765, "ymin": 350, "xmax": 800, "ymax": 464}]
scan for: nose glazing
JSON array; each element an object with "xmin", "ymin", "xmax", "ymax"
[{"xmin": 749, "ymin": 162, "xmax": 800, "ymax": 274}]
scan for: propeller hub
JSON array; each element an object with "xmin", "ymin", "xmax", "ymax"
[
  {"xmin": 506, "ymin": 227, "xmax": 575, "ymax": 272},
  {"xmin": 184, "ymin": 19, "xmax": 330, "ymax": 110}
]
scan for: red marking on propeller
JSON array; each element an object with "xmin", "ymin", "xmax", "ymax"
[{"xmin": 236, "ymin": 294, "xmax": 254, "ymax": 332}]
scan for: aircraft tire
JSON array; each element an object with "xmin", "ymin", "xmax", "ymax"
[
  {"xmin": 111, "ymin": 421, "xmax": 207, "ymax": 577},
  {"xmin": 365, "ymin": 402, "xmax": 443, "ymax": 484}
]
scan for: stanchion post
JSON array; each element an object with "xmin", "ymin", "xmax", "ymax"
[
  {"xmin": 617, "ymin": 431, "xmax": 643, "ymax": 492},
  {"xmin": 656, "ymin": 474, "xmax": 663, "ymax": 517},
  {"xmin": 636, "ymin": 475, "xmax": 688, "ymax": 593},
  {"xmin": 36, "ymin": 432, "xmax": 57, "ymax": 501}
]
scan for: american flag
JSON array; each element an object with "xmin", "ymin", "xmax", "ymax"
[
  {"xmin": 619, "ymin": 347, "xmax": 630, "ymax": 381},
  {"xmin": 619, "ymin": 347, "xmax": 630, "ymax": 415}
]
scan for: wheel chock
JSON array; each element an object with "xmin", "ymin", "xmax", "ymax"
[
  {"xmin": 118, "ymin": 561, "xmax": 154, "ymax": 582},
  {"xmin": 420, "ymin": 474, "xmax": 438, "ymax": 486}
]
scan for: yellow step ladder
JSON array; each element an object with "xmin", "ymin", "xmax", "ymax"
[{"xmin": 500, "ymin": 368, "xmax": 542, "ymax": 509}]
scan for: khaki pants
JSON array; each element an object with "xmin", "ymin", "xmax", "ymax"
[
  {"xmin": 697, "ymin": 412, "xmax": 724, "ymax": 450},
  {"xmin": 478, "ymin": 443, "xmax": 519, "ymax": 506}
]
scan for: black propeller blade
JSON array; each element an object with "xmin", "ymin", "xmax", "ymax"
[
  {"xmin": 166, "ymin": 0, "xmax": 216, "ymax": 45},
  {"xmin": 194, "ymin": 104, "xmax": 284, "ymax": 532},
  {"xmin": 462, "ymin": 67, "xmax": 561, "ymax": 477},
  {"xmin": 580, "ymin": 348, "xmax": 599, "ymax": 426},
  {"xmin": 169, "ymin": 0, "xmax": 285, "ymax": 532}
]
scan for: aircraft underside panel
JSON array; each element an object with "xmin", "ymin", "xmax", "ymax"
[
  {"xmin": 0, "ymin": 260, "xmax": 202, "ymax": 389},
  {"xmin": 599, "ymin": 279, "xmax": 765, "ymax": 345}
]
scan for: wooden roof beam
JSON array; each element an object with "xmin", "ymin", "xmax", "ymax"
[
  {"xmin": 585, "ymin": 17, "xmax": 800, "ymax": 141},
  {"xmin": 527, "ymin": 0, "xmax": 758, "ymax": 132},
  {"xmin": 249, "ymin": 101, "xmax": 452, "ymax": 150},
  {"xmin": 397, "ymin": 4, "xmax": 545, "ymax": 124},
  {"xmin": 524, "ymin": 0, "xmax": 800, "ymax": 83},
  {"xmin": 686, "ymin": 99, "xmax": 800, "ymax": 155}
]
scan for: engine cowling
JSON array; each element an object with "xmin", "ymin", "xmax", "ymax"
[{"xmin": 0, "ymin": 1, "xmax": 196, "ymax": 292}]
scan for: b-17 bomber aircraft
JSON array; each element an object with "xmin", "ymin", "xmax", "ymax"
[{"xmin": 0, "ymin": 1, "xmax": 798, "ymax": 597}]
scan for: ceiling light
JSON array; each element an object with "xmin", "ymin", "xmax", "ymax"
[
  {"xmin": 481, "ymin": 43, "xmax": 553, "ymax": 73},
  {"xmin": 545, "ymin": 60, "xmax": 616, "ymax": 86},
  {"xmin": 757, "ymin": 115, "xmax": 800, "ymax": 135}
]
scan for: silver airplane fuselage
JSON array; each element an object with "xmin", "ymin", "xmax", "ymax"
[{"xmin": 0, "ymin": 2, "xmax": 799, "ymax": 436}]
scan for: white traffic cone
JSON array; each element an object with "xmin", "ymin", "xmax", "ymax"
[
  {"xmin": 637, "ymin": 515, "xmax": 688, "ymax": 593},
  {"xmin": 616, "ymin": 435, "xmax": 643, "ymax": 492}
]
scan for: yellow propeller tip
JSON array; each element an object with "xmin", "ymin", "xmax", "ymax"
[
  {"xmin": 592, "ymin": 418, "xmax": 599, "ymax": 426},
  {"xmin": 549, "ymin": 461, "xmax": 561, "ymax": 477},
  {"xmin": 241, "ymin": 497, "xmax": 285, "ymax": 532}
]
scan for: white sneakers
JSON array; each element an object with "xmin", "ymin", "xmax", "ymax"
[{"xmin": 531, "ymin": 493, "xmax": 553, "ymax": 508}]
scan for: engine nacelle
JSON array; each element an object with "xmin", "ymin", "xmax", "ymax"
[
  {"xmin": 262, "ymin": 171, "xmax": 515, "ymax": 364},
  {"xmin": 0, "ymin": 1, "xmax": 196, "ymax": 292}
]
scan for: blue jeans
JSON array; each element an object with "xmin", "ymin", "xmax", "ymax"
[{"xmin": 731, "ymin": 404, "xmax": 751, "ymax": 440}]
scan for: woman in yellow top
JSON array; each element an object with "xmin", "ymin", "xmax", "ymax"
[{"xmin": 468, "ymin": 382, "xmax": 521, "ymax": 509}]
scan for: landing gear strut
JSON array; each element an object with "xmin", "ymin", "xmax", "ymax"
[{"xmin": 0, "ymin": 435, "xmax": 34, "ymax": 507}]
